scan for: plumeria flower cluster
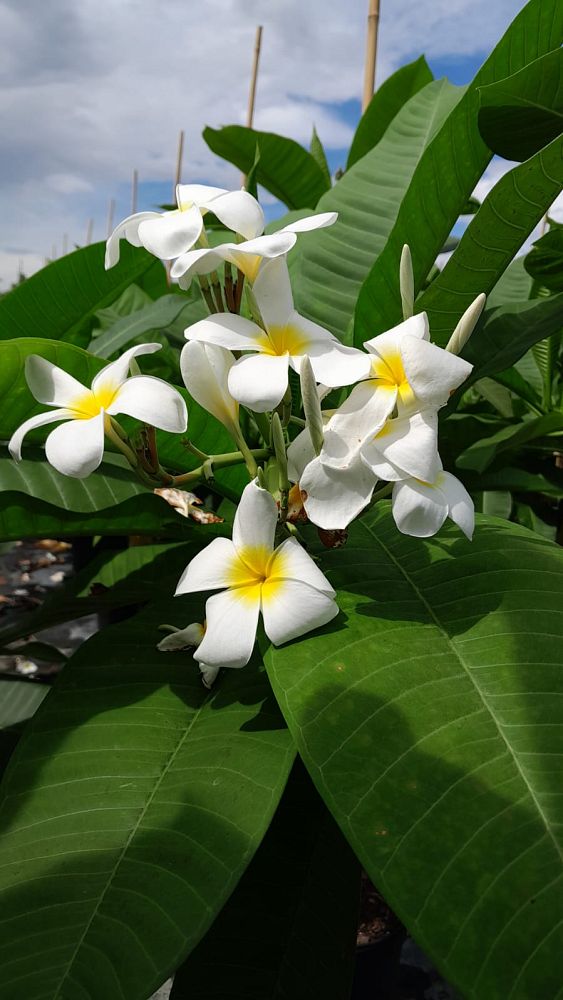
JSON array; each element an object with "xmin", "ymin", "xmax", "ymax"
[{"xmin": 8, "ymin": 183, "xmax": 484, "ymax": 688}]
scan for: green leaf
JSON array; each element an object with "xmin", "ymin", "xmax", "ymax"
[
  {"xmin": 89, "ymin": 295, "xmax": 196, "ymax": 358},
  {"xmin": 292, "ymin": 79, "xmax": 463, "ymax": 344},
  {"xmin": 456, "ymin": 412, "xmax": 563, "ymax": 472},
  {"xmin": 92, "ymin": 283, "xmax": 153, "ymax": 334},
  {"xmin": 487, "ymin": 257, "xmax": 533, "ymax": 308},
  {"xmin": 266, "ymin": 504, "xmax": 563, "ymax": 1000},
  {"xmin": 478, "ymin": 49, "xmax": 563, "ymax": 161},
  {"xmin": 0, "ymin": 679, "xmax": 48, "ymax": 731},
  {"xmin": 0, "ymin": 243, "xmax": 164, "ymax": 348},
  {"xmin": 525, "ymin": 227, "xmax": 563, "ymax": 292},
  {"xmin": 347, "ymin": 56, "xmax": 433, "ymax": 168},
  {"xmin": 310, "ymin": 126, "xmax": 332, "ymax": 189},
  {"xmin": 171, "ymin": 760, "xmax": 359, "ymax": 1000},
  {"xmin": 0, "ymin": 595, "xmax": 295, "ymax": 1000},
  {"xmin": 354, "ymin": 0, "xmax": 563, "ymax": 342},
  {"xmin": 414, "ymin": 134, "xmax": 563, "ymax": 345},
  {"xmin": 0, "ymin": 449, "xmax": 145, "ymax": 511},
  {"xmin": 474, "ymin": 378, "xmax": 514, "ymax": 417},
  {"xmin": 491, "ymin": 366, "xmax": 543, "ymax": 411},
  {"xmin": 481, "ymin": 490, "xmax": 512, "ymax": 519},
  {"xmin": 203, "ymin": 125, "xmax": 329, "ymax": 209}
]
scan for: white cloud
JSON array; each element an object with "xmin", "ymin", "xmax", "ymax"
[{"xmin": 0, "ymin": 0, "xmax": 527, "ymax": 287}]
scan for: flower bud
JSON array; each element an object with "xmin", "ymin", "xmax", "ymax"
[
  {"xmin": 445, "ymin": 293, "xmax": 486, "ymax": 355},
  {"xmin": 400, "ymin": 244, "xmax": 415, "ymax": 320},
  {"xmin": 157, "ymin": 622, "xmax": 204, "ymax": 651},
  {"xmin": 271, "ymin": 411, "xmax": 289, "ymax": 489},
  {"xmin": 300, "ymin": 356, "xmax": 324, "ymax": 455}
]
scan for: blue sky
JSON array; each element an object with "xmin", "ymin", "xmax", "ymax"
[{"xmin": 0, "ymin": 0, "xmax": 529, "ymax": 287}]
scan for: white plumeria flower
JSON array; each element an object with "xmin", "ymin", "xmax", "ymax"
[
  {"xmin": 392, "ymin": 470, "xmax": 474, "ymax": 539},
  {"xmin": 157, "ymin": 622, "xmax": 219, "ymax": 688},
  {"xmin": 8, "ymin": 344, "xmax": 187, "ymax": 478},
  {"xmin": 170, "ymin": 211, "xmax": 338, "ymax": 287},
  {"xmin": 180, "ymin": 341, "xmax": 240, "ymax": 443},
  {"xmin": 183, "ymin": 257, "xmax": 371, "ymax": 412},
  {"xmin": 175, "ymin": 479, "xmax": 339, "ymax": 670},
  {"xmin": 105, "ymin": 183, "xmax": 264, "ymax": 268},
  {"xmin": 322, "ymin": 313, "xmax": 472, "ymax": 470}
]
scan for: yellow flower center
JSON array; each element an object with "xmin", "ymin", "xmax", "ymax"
[
  {"xmin": 370, "ymin": 349, "xmax": 415, "ymax": 408},
  {"xmin": 255, "ymin": 323, "xmax": 309, "ymax": 358},
  {"xmin": 69, "ymin": 382, "xmax": 119, "ymax": 420},
  {"xmin": 230, "ymin": 252, "xmax": 261, "ymax": 283},
  {"xmin": 227, "ymin": 544, "xmax": 288, "ymax": 605}
]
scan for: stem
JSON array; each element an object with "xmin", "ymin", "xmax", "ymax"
[
  {"xmin": 371, "ymin": 483, "xmax": 394, "ymax": 503},
  {"xmin": 105, "ymin": 418, "xmax": 138, "ymax": 469},
  {"xmin": 224, "ymin": 262, "xmax": 236, "ymax": 312},
  {"xmin": 183, "ymin": 439, "xmax": 210, "ymax": 462},
  {"xmin": 198, "ymin": 274, "xmax": 217, "ymax": 314},
  {"xmin": 250, "ymin": 409, "xmax": 272, "ymax": 445},
  {"xmin": 171, "ymin": 448, "xmax": 269, "ymax": 487},
  {"xmin": 210, "ymin": 271, "xmax": 226, "ymax": 312},
  {"xmin": 289, "ymin": 415, "xmax": 306, "ymax": 428},
  {"xmin": 234, "ymin": 269, "xmax": 245, "ymax": 312}
]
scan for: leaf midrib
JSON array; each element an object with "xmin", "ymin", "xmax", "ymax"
[{"xmin": 363, "ymin": 518, "xmax": 563, "ymax": 867}]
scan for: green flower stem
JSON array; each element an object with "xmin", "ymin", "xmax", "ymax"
[
  {"xmin": 198, "ymin": 274, "xmax": 217, "ymax": 314},
  {"xmin": 182, "ymin": 439, "xmax": 210, "ymax": 462},
  {"xmin": 224, "ymin": 262, "xmax": 236, "ymax": 312},
  {"xmin": 171, "ymin": 448, "xmax": 270, "ymax": 487},
  {"xmin": 105, "ymin": 417, "xmax": 138, "ymax": 469},
  {"xmin": 210, "ymin": 271, "xmax": 225, "ymax": 312},
  {"xmin": 234, "ymin": 269, "xmax": 245, "ymax": 312},
  {"xmin": 250, "ymin": 409, "xmax": 272, "ymax": 446},
  {"xmin": 289, "ymin": 415, "xmax": 306, "ymax": 429}
]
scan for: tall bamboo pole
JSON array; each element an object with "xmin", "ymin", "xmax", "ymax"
[
  {"xmin": 62, "ymin": 233, "xmax": 68, "ymax": 255},
  {"xmin": 242, "ymin": 25, "xmax": 263, "ymax": 186},
  {"xmin": 362, "ymin": 0, "xmax": 381, "ymax": 112},
  {"xmin": 131, "ymin": 169, "xmax": 138, "ymax": 214},
  {"xmin": 173, "ymin": 130, "xmax": 185, "ymax": 200},
  {"xmin": 107, "ymin": 198, "xmax": 115, "ymax": 238},
  {"xmin": 85, "ymin": 219, "xmax": 94, "ymax": 246}
]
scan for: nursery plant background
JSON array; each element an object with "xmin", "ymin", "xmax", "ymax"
[{"xmin": 1, "ymin": 1, "xmax": 563, "ymax": 998}]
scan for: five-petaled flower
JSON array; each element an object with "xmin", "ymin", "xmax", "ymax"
[
  {"xmin": 8, "ymin": 344, "xmax": 187, "ymax": 478},
  {"xmin": 174, "ymin": 479, "xmax": 339, "ymax": 670}
]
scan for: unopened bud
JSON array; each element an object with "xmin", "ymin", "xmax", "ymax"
[
  {"xmin": 300, "ymin": 356, "xmax": 324, "ymax": 455},
  {"xmin": 157, "ymin": 622, "xmax": 204, "ymax": 652},
  {"xmin": 271, "ymin": 411, "xmax": 289, "ymax": 489},
  {"xmin": 446, "ymin": 293, "xmax": 486, "ymax": 355},
  {"xmin": 399, "ymin": 244, "xmax": 415, "ymax": 320}
]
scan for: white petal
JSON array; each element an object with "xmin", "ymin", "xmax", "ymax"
[
  {"xmin": 321, "ymin": 381, "xmax": 394, "ymax": 470},
  {"xmin": 441, "ymin": 472, "xmax": 475, "ymax": 540},
  {"xmin": 300, "ymin": 455, "xmax": 376, "ymax": 529},
  {"xmin": 185, "ymin": 313, "xmax": 265, "ymax": 352},
  {"xmin": 108, "ymin": 375, "xmax": 187, "ymax": 432},
  {"xmin": 361, "ymin": 409, "xmax": 440, "ymax": 482},
  {"xmin": 225, "ymin": 231, "xmax": 297, "ymax": 273},
  {"xmin": 261, "ymin": 578, "xmax": 338, "ymax": 646},
  {"xmin": 176, "ymin": 184, "xmax": 227, "ymax": 208},
  {"xmin": 175, "ymin": 537, "xmax": 242, "ymax": 594},
  {"xmin": 306, "ymin": 340, "xmax": 372, "ymax": 387},
  {"xmin": 204, "ymin": 189, "xmax": 265, "ymax": 240},
  {"xmin": 180, "ymin": 341, "xmax": 239, "ymax": 436},
  {"xmin": 364, "ymin": 313, "xmax": 429, "ymax": 354},
  {"xmin": 157, "ymin": 623, "xmax": 204, "ymax": 651},
  {"xmin": 269, "ymin": 537, "xmax": 335, "ymax": 596},
  {"xmin": 8, "ymin": 409, "xmax": 73, "ymax": 461},
  {"xmin": 92, "ymin": 343, "xmax": 162, "ymax": 394},
  {"xmin": 171, "ymin": 246, "xmax": 227, "ymax": 283},
  {"xmin": 137, "ymin": 205, "xmax": 203, "ymax": 260},
  {"xmin": 392, "ymin": 479, "xmax": 448, "ymax": 538},
  {"xmin": 287, "ymin": 427, "xmax": 316, "ymax": 482},
  {"xmin": 233, "ymin": 479, "xmax": 278, "ymax": 555},
  {"xmin": 45, "ymin": 411, "xmax": 105, "ymax": 478},
  {"xmin": 199, "ymin": 662, "xmax": 221, "ymax": 688},
  {"xmin": 105, "ymin": 211, "xmax": 161, "ymax": 269},
  {"xmin": 195, "ymin": 588, "xmax": 260, "ymax": 669},
  {"xmin": 280, "ymin": 212, "xmax": 338, "ymax": 234},
  {"xmin": 252, "ymin": 256, "xmax": 294, "ymax": 329},
  {"xmin": 25, "ymin": 356, "xmax": 87, "ymax": 407},
  {"xmin": 228, "ymin": 353, "xmax": 289, "ymax": 412},
  {"xmin": 401, "ymin": 336, "xmax": 473, "ymax": 407}
]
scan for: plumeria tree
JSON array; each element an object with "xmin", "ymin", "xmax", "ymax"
[{"xmin": 0, "ymin": 2, "xmax": 562, "ymax": 998}]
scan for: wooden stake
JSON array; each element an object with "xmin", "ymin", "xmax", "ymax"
[
  {"xmin": 242, "ymin": 25, "xmax": 263, "ymax": 185},
  {"xmin": 132, "ymin": 169, "xmax": 138, "ymax": 214},
  {"xmin": 62, "ymin": 233, "xmax": 68, "ymax": 255},
  {"xmin": 362, "ymin": 0, "xmax": 381, "ymax": 112},
  {"xmin": 85, "ymin": 219, "xmax": 94, "ymax": 246},
  {"xmin": 107, "ymin": 198, "xmax": 115, "ymax": 238},
  {"xmin": 51, "ymin": 244, "xmax": 57, "ymax": 260},
  {"xmin": 173, "ymin": 130, "xmax": 185, "ymax": 201}
]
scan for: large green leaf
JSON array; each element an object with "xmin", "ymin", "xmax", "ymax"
[
  {"xmin": 0, "ymin": 450, "xmax": 145, "ymax": 511},
  {"xmin": 347, "ymin": 56, "xmax": 433, "ymax": 168},
  {"xmin": 89, "ymin": 295, "xmax": 195, "ymax": 359},
  {"xmin": 0, "ymin": 594, "xmax": 295, "ymax": 1000},
  {"xmin": 0, "ymin": 680, "xmax": 48, "ymax": 731},
  {"xmin": 478, "ymin": 49, "xmax": 563, "ymax": 161},
  {"xmin": 487, "ymin": 257, "xmax": 533, "ymax": 308},
  {"xmin": 291, "ymin": 79, "xmax": 463, "ymax": 344},
  {"xmin": 203, "ymin": 125, "xmax": 329, "ymax": 209},
  {"xmin": 171, "ymin": 760, "xmax": 359, "ymax": 1000},
  {"xmin": 456, "ymin": 411, "xmax": 563, "ymax": 472},
  {"xmin": 310, "ymin": 126, "xmax": 332, "ymax": 189},
  {"xmin": 415, "ymin": 133, "xmax": 563, "ymax": 344},
  {"xmin": 525, "ymin": 227, "xmax": 563, "ymax": 292},
  {"xmin": 354, "ymin": 0, "xmax": 563, "ymax": 342},
  {"xmin": 0, "ymin": 243, "xmax": 165, "ymax": 348},
  {"xmin": 266, "ymin": 505, "xmax": 563, "ymax": 999}
]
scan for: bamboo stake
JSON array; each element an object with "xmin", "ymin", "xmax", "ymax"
[
  {"xmin": 85, "ymin": 219, "xmax": 94, "ymax": 246},
  {"xmin": 131, "ymin": 169, "xmax": 138, "ymax": 214},
  {"xmin": 62, "ymin": 233, "xmax": 68, "ymax": 255},
  {"xmin": 242, "ymin": 25, "xmax": 263, "ymax": 186},
  {"xmin": 107, "ymin": 198, "xmax": 115, "ymax": 238},
  {"xmin": 173, "ymin": 130, "xmax": 185, "ymax": 200},
  {"xmin": 362, "ymin": 0, "xmax": 381, "ymax": 112},
  {"xmin": 51, "ymin": 244, "xmax": 57, "ymax": 260}
]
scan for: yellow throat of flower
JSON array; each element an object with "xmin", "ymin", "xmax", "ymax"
[
  {"xmin": 227, "ymin": 544, "xmax": 287, "ymax": 605},
  {"xmin": 256, "ymin": 323, "xmax": 309, "ymax": 358},
  {"xmin": 371, "ymin": 349, "xmax": 415, "ymax": 407},
  {"xmin": 69, "ymin": 382, "xmax": 119, "ymax": 420}
]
